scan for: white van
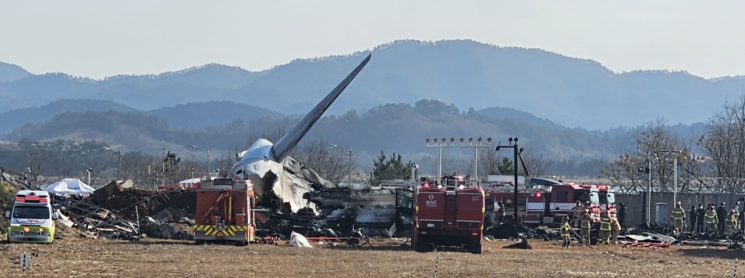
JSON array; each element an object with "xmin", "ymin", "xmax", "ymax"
[{"xmin": 4, "ymin": 190, "xmax": 57, "ymax": 243}]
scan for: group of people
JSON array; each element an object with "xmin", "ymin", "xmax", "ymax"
[
  {"xmin": 560, "ymin": 200, "xmax": 625, "ymax": 248},
  {"xmin": 677, "ymin": 201, "xmax": 742, "ymax": 236}
]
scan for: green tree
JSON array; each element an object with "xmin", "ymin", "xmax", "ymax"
[{"xmin": 370, "ymin": 151, "xmax": 413, "ymax": 185}]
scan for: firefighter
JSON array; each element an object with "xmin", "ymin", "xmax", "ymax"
[
  {"xmin": 560, "ymin": 216, "xmax": 572, "ymax": 249},
  {"xmin": 734, "ymin": 204, "xmax": 741, "ymax": 232},
  {"xmin": 599, "ymin": 211, "xmax": 612, "ymax": 244},
  {"xmin": 579, "ymin": 208, "xmax": 592, "ymax": 244},
  {"xmin": 727, "ymin": 209, "xmax": 738, "ymax": 236},
  {"xmin": 670, "ymin": 201, "xmax": 686, "ymax": 234},
  {"xmin": 571, "ymin": 201, "xmax": 583, "ymax": 228},
  {"xmin": 704, "ymin": 205, "xmax": 718, "ymax": 234},
  {"xmin": 610, "ymin": 215, "xmax": 622, "ymax": 244}
]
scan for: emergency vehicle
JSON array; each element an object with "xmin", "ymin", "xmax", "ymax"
[
  {"xmin": 485, "ymin": 182, "xmax": 616, "ymax": 228},
  {"xmin": 4, "ymin": 190, "xmax": 57, "ymax": 243},
  {"xmin": 193, "ymin": 178, "xmax": 256, "ymax": 245},
  {"xmin": 413, "ymin": 176, "xmax": 485, "ymax": 254}
]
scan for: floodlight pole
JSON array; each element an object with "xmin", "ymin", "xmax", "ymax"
[
  {"xmin": 426, "ymin": 138, "xmax": 454, "ymax": 184},
  {"xmin": 495, "ymin": 137, "xmax": 527, "ymax": 223},
  {"xmin": 459, "ymin": 137, "xmax": 492, "ymax": 186}
]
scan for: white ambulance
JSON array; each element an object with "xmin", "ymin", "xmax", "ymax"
[{"xmin": 4, "ymin": 190, "xmax": 57, "ymax": 243}]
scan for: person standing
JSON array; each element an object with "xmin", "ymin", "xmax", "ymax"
[
  {"xmin": 580, "ymin": 208, "xmax": 592, "ymax": 244},
  {"xmin": 696, "ymin": 204, "xmax": 705, "ymax": 233},
  {"xmin": 727, "ymin": 209, "xmax": 738, "ymax": 236},
  {"xmin": 671, "ymin": 201, "xmax": 686, "ymax": 234},
  {"xmin": 611, "ymin": 216, "xmax": 622, "ymax": 244},
  {"xmin": 560, "ymin": 216, "xmax": 572, "ymax": 249},
  {"xmin": 717, "ymin": 202, "xmax": 727, "ymax": 234},
  {"xmin": 571, "ymin": 201, "xmax": 583, "ymax": 228},
  {"xmin": 705, "ymin": 205, "xmax": 718, "ymax": 234},
  {"xmin": 599, "ymin": 212, "xmax": 612, "ymax": 244},
  {"xmin": 617, "ymin": 202, "xmax": 626, "ymax": 231},
  {"xmin": 689, "ymin": 205, "xmax": 698, "ymax": 233},
  {"xmin": 735, "ymin": 200, "xmax": 742, "ymax": 232}
]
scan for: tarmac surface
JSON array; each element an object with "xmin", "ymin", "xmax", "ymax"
[{"xmin": 1, "ymin": 237, "xmax": 743, "ymax": 277}]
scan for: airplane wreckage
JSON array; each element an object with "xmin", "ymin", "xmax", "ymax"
[{"xmin": 227, "ymin": 54, "xmax": 415, "ymax": 238}]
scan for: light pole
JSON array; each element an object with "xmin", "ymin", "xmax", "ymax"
[
  {"xmin": 496, "ymin": 137, "xmax": 528, "ymax": 223},
  {"xmin": 189, "ymin": 145, "xmax": 211, "ymax": 177},
  {"xmin": 329, "ymin": 144, "xmax": 353, "ymax": 186},
  {"xmin": 660, "ymin": 150, "xmax": 681, "ymax": 205},
  {"xmin": 638, "ymin": 152, "xmax": 657, "ymax": 225},
  {"xmin": 426, "ymin": 138, "xmax": 454, "ymax": 184},
  {"xmin": 459, "ymin": 137, "xmax": 492, "ymax": 186},
  {"xmin": 86, "ymin": 168, "xmax": 93, "ymax": 186},
  {"xmin": 103, "ymin": 146, "xmax": 122, "ymax": 180}
]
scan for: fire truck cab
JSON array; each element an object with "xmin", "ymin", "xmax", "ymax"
[
  {"xmin": 485, "ymin": 183, "xmax": 616, "ymax": 228},
  {"xmin": 193, "ymin": 178, "xmax": 256, "ymax": 245},
  {"xmin": 413, "ymin": 176, "xmax": 485, "ymax": 254}
]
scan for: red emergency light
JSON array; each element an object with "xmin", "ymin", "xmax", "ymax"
[
  {"xmin": 423, "ymin": 183, "xmax": 430, "ymax": 188},
  {"xmin": 535, "ymin": 192, "xmax": 542, "ymax": 198},
  {"xmin": 598, "ymin": 185, "xmax": 608, "ymax": 190}
]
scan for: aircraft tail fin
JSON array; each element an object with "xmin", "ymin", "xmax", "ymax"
[{"xmin": 271, "ymin": 54, "xmax": 371, "ymax": 161}]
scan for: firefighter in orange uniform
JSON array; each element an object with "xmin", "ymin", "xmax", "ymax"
[
  {"xmin": 599, "ymin": 212, "xmax": 612, "ymax": 244},
  {"xmin": 579, "ymin": 208, "xmax": 592, "ymax": 244},
  {"xmin": 560, "ymin": 216, "xmax": 572, "ymax": 249},
  {"xmin": 571, "ymin": 201, "xmax": 583, "ymax": 228}
]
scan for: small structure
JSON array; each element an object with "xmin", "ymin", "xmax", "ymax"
[{"xmin": 45, "ymin": 178, "xmax": 95, "ymax": 196}]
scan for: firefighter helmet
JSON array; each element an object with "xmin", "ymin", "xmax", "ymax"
[{"xmin": 562, "ymin": 215, "xmax": 569, "ymax": 221}]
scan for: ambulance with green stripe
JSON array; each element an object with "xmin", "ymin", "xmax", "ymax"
[{"xmin": 4, "ymin": 190, "xmax": 57, "ymax": 243}]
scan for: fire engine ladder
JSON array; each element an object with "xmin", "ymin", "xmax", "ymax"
[{"xmin": 444, "ymin": 185, "xmax": 457, "ymax": 225}]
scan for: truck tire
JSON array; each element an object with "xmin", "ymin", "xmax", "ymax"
[
  {"xmin": 469, "ymin": 244, "xmax": 482, "ymax": 254},
  {"xmin": 195, "ymin": 240, "xmax": 205, "ymax": 245}
]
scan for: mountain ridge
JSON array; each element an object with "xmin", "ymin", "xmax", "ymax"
[{"xmin": 1, "ymin": 39, "xmax": 743, "ymax": 129}]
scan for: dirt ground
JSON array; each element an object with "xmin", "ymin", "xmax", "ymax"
[{"xmin": 0, "ymin": 237, "xmax": 743, "ymax": 277}]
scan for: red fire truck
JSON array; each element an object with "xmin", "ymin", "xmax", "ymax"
[
  {"xmin": 485, "ymin": 182, "xmax": 616, "ymax": 228},
  {"xmin": 192, "ymin": 178, "xmax": 256, "ymax": 245},
  {"xmin": 413, "ymin": 176, "xmax": 485, "ymax": 254}
]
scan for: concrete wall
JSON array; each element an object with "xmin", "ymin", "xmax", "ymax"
[{"xmin": 615, "ymin": 192, "xmax": 743, "ymax": 227}]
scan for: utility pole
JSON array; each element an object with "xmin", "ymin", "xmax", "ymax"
[
  {"xmin": 495, "ymin": 137, "xmax": 528, "ymax": 223},
  {"xmin": 86, "ymin": 168, "xmax": 92, "ymax": 186},
  {"xmin": 459, "ymin": 137, "xmax": 492, "ymax": 186},
  {"xmin": 661, "ymin": 150, "xmax": 681, "ymax": 204},
  {"xmin": 189, "ymin": 145, "xmax": 210, "ymax": 177},
  {"xmin": 329, "ymin": 144, "xmax": 354, "ymax": 186},
  {"xmin": 426, "ymin": 138, "xmax": 454, "ymax": 184},
  {"xmin": 103, "ymin": 146, "xmax": 123, "ymax": 180}
]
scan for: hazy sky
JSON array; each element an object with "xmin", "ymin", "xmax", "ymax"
[{"xmin": 1, "ymin": 1, "xmax": 744, "ymax": 79}]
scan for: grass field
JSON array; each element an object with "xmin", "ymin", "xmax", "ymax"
[{"xmin": 0, "ymin": 237, "xmax": 742, "ymax": 277}]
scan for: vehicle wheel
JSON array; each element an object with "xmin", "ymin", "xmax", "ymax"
[
  {"xmin": 195, "ymin": 240, "xmax": 205, "ymax": 245},
  {"xmin": 469, "ymin": 244, "xmax": 482, "ymax": 254}
]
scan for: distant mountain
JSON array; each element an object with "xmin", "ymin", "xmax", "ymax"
[
  {"xmin": 3, "ymin": 100, "xmax": 647, "ymax": 161},
  {"xmin": 0, "ymin": 62, "xmax": 30, "ymax": 83},
  {"xmin": 2, "ymin": 40, "xmax": 744, "ymax": 129},
  {"xmin": 0, "ymin": 99, "xmax": 138, "ymax": 134},
  {"xmin": 145, "ymin": 101, "xmax": 284, "ymax": 129},
  {"xmin": 0, "ymin": 99, "xmax": 283, "ymax": 135},
  {"xmin": 477, "ymin": 107, "xmax": 566, "ymax": 130}
]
